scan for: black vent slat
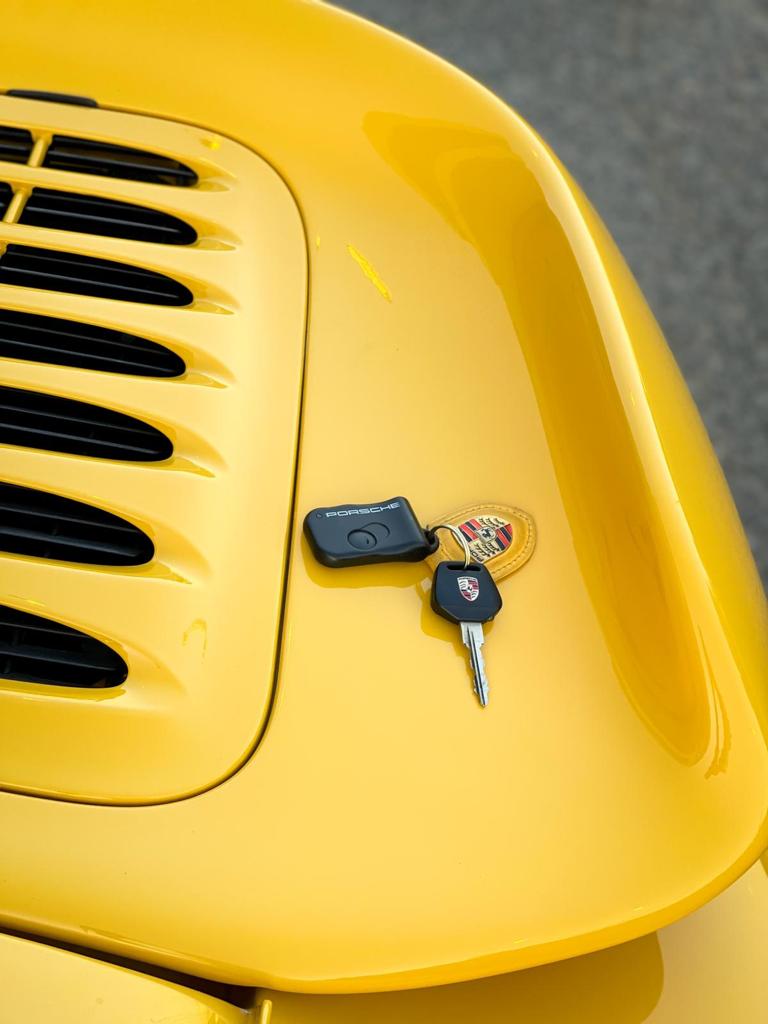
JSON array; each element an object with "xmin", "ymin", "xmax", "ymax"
[
  {"xmin": 0, "ymin": 388, "xmax": 163, "ymax": 437},
  {"xmin": 0, "ymin": 181, "xmax": 12, "ymax": 217},
  {"xmin": 0, "ymin": 399, "xmax": 160, "ymax": 441},
  {"xmin": 21, "ymin": 188, "xmax": 197, "ymax": 246},
  {"xmin": 0, "ymin": 614, "xmax": 78, "ymax": 638},
  {"xmin": 0, "ymin": 245, "xmax": 193, "ymax": 306},
  {"xmin": 5, "ymin": 90, "xmax": 98, "ymax": 109},
  {"xmin": 0, "ymin": 419, "xmax": 159, "ymax": 458},
  {"xmin": 0, "ymin": 525, "xmax": 139, "ymax": 560},
  {"xmin": 44, "ymin": 136, "xmax": 198, "ymax": 187},
  {"xmin": 0, "ymin": 605, "xmax": 126, "ymax": 687},
  {"xmin": 0, "ymin": 309, "xmax": 184, "ymax": 377},
  {"xmin": 0, "ymin": 495, "xmax": 136, "ymax": 532},
  {"xmin": 0, "ymin": 126, "xmax": 33, "ymax": 164},
  {"xmin": 0, "ymin": 641, "xmax": 117, "ymax": 673},
  {"xmin": 0, "ymin": 386, "xmax": 172, "ymax": 461},
  {"xmin": 0, "ymin": 482, "xmax": 153, "ymax": 564}
]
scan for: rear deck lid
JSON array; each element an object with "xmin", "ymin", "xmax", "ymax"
[{"xmin": 0, "ymin": 95, "xmax": 307, "ymax": 804}]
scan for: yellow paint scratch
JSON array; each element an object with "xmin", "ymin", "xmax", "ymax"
[
  {"xmin": 182, "ymin": 618, "xmax": 208, "ymax": 657},
  {"xmin": 315, "ymin": 235, "xmax": 321, "ymax": 248},
  {"xmin": 347, "ymin": 244, "xmax": 392, "ymax": 301}
]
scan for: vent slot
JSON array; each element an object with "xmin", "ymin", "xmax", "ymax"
[
  {"xmin": 0, "ymin": 483, "xmax": 153, "ymax": 565},
  {"xmin": 0, "ymin": 181, "xmax": 12, "ymax": 217},
  {"xmin": 0, "ymin": 245, "xmax": 193, "ymax": 305},
  {"xmin": 0, "ymin": 309, "xmax": 185, "ymax": 377},
  {"xmin": 44, "ymin": 136, "xmax": 198, "ymax": 187},
  {"xmin": 0, "ymin": 605, "xmax": 126, "ymax": 687},
  {"xmin": 0, "ymin": 126, "xmax": 33, "ymax": 164},
  {"xmin": 0, "ymin": 386, "xmax": 173, "ymax": 461},
  {"xmin": 20, "ymin": 188, "xmax": 197, "ymax": 246},
  {"xmin": 6, "ymin": 89, "xmax": 97, "ymax": 109}
]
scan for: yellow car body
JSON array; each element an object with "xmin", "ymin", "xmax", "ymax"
[{"xmin": 0, "ymin": 0, "xmax": 766, "ymax": 1019}]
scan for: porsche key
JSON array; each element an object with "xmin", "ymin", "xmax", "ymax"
[
  {"xmin": 304, "ymin": 496, "xmax": 438, "ymax": 567},
  {"xmin": 431, "ymin": 560, "xmax": 502, "ymax": 707}
]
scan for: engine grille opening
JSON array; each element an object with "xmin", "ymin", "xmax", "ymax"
[
  {"xmin": 0, "ymin": 126, "xmax": 33, "ymax": 164},
  {"xmin": 0, "ymin": 245, "xmax": 193, "ymax": 306},
  {"xmin": 0, "ymin": 386, "xmax": 173, "ymax": 461},
  {"xmin": 0, "ymin": 309, "xmax": 185, "ymax": 377},
  {"xmin": 0, "ymin": 605, "xmax": 127, "ymax": 688},
  {"xmin": 44, "ymin": 135, "xmax": 198, "ymax": 187},
  {"xmin": 20, "ymin": 188, "xmax": 198, "ymax": 246},
  {"xmin": 0, "ymin": 181, "xmax": 12, "ymax": 217},
  {"xmin": 0, "ymin": 482, "xmax": 153, "ymax": 564}
]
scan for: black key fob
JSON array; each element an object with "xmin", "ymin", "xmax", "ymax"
[
  {"xmin": 304, "ymin": 496, "xmax": 438, "ymax": 567},
  {"xmin": 431, "ymin": 561, "xmax": 502, "ymax": 623}
]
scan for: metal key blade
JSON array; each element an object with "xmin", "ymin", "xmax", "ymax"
[{"xmin": 460, "ymin": 621, "xmax": 489, "ymax": 707}]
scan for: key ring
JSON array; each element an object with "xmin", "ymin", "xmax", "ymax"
[{"xmin": 425, "ymin": 522, "xmax": 472, "ymax": 569}]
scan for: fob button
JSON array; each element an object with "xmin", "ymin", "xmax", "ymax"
[
  {"xmin": 347, "ymin": 529, "xmax": 378, "ymax": 550},
  {"xmin": 366, "ymin": 521, "xmax": 391, "ymax": 542}
]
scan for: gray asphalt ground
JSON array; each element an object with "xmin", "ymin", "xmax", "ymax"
[{"xmin": 338, "ymin": 0, "xmax": 768, "ymax": 588}]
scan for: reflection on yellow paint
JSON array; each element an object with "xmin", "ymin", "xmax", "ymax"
[
  {"xmin": 267, "ymin": 933, "xmax": 664, "ymax": 1023},
  {"xmin": 363, "ymin": 112, "xmax": 718, "ymax": 765},
  {"xmin": 347, "ymin": 244, "xmax": 392, "ymax": 301}
]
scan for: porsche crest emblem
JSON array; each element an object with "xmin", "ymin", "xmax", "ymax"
[
  {"xmin": 458, "ymin": 516, "xmax": 514, "ymax": 561},
  {"xmin": 427, "ymin": 502, "xmax": 536, "ymax": 582},
  {"xmin": 457, "ymin": 576, "xmax": 480, "ymax": 602}
]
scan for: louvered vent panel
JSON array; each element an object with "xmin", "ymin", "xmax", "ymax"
[
  {"xmin": 0, "ymin": 309, "xmax": 185, "ymax": 377},
  {"xmin": 0, "ymin": 181, "xmax": 12, "ymax": 217},
  {"xmin": 0, "ymin": 482, "xmax": 153, "ymax": 564},
  {"xmin": 0, "ymin": 126, "xmax": 33, "ymax": 164},
  {"xmin": 0, "ymin": 386, "xmax": 173, "ymax": 461},
  {"xmin": 0, "ymin": 96, "xmax": 309, "ymax": 804},
  {"xmin": 20, "ymin": 189, "xmax": 197, "ymax": 245},
  {"xmin": 0, "ymin": 606, "xmax": 126, "ymax": 688},
  {"xmin": 44, "ymin": 135, "xmax": 198, "ymax": 187},
  {"xmin": 0, "ymin": 245, "xmax": 193, "ymax": 305}
]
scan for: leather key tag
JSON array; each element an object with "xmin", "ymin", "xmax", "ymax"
[{"xmin": 427, "ymin": 503, "xmax": 536, "ymax": 582}]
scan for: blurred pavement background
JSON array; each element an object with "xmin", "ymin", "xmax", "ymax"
[{"xmin": 338, "ymin": 0, "xmax": 768, "ymax": 587}]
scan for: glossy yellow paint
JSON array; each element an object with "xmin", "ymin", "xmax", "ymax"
[
  {"xmin": 4, "ymin": 860, "xmax": 768, "ymax": 1020},
  {"xmin": 260, "ymin": 859, "xmax": 768, "ymax": 1021},
  {"xmin": 0, "ymin": 931, "xmax": 247, "ymax": 1024},
  {"xmin": 0, "ymin": 0, "xmax": 766, "ymax": 997},
  {"xmin": 0, "ymin": 96, "xmax": 307, "ymax": 803}
]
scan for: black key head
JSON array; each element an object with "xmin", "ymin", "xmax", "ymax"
[{"xmin": 431, "ymin": 561, "xmax": 502, "ymax": 624}]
